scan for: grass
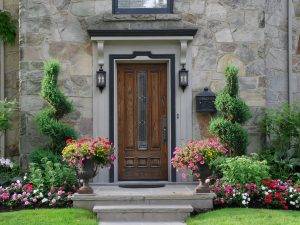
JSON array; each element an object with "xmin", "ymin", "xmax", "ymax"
[
  {"xmin": 0, "ymin": 208, "xmax": 98, "ymax": 225},
  {"xmin": 187, "ymin": 208, "xmax": 300, "ymax": 225},
  {"xmin": 1, "ymin": 208, "xmax": 299, "ymax": 225}
]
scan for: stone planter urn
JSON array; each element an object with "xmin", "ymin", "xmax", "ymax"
[
  {"xmin": 195, "ymin": 164, "xmax": 212, "ymax": 193},
  {"xmin": 76, "ymin": 159, "xmax": 98, "ymax": 194}
]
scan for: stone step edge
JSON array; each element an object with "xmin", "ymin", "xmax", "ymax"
[
  {"xmin": 93, "ymin": 204, "xmax": 193, "ymax": 213},
  {"xmin": 73, "ymin": 193, "xmax": 215, "ymax": 201}
]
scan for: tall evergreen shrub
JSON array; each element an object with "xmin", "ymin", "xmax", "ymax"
[
  {"xmin": 36, "ymin": 60, "xmax": 77, "ymax": 153},
  {"xmin": 0, "ymin": 11, "xmax": 17, "ymax": 45},
  {"xmin": 209, "ymin": 65, "xmax": 251, "ymax": 155}
]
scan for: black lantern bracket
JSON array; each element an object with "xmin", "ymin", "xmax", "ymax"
[
  {"xmin": 196, "ymin": 87, "xmax": 217, "ymax": 113},
  {"xmin": 179, "ymin": 64, "xmax": 189, "ymax": 91},
  {"xmin": 96, "ymin": 65, "xmax": 106, "ymax": 93}
]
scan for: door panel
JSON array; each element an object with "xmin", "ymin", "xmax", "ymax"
[{"xmin": 118, "ymin": 63, "xmax": 168, "ymax": 181}]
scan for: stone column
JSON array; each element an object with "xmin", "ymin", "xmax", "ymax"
[{"xmin": 0, "ymin": 0, "xmax": 4, "ymax": 157}]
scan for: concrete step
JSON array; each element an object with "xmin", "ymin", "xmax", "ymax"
[
  {"xmin": 73, "ymin": 192, "xmax": 215, "ymax": 211},
  {"xmin": 93, "ymin": 204, "xmax": 193, "ymax": 223},
  {"xmin": 100, "ymin": 222, "xmax": 186, "ymax": 225}
]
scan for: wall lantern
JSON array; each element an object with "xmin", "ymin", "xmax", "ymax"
[
  {"xmin": 96, "ymin": 66, "xmax": 106, "ymax": 93},
  {"xmin": 179, "ymin": 65, "xmax": 189, "ymax": 91},
  {"xmin": 196, "ymin": 87, "xmax": 217, "ymax": 113}
]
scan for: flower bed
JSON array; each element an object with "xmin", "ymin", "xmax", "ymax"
[
  {"xmin": 211, "ymin": 179, "xmax": 300, "ymax": 210},
  {"xmin": 0, "ymin": 180, "xmax": 74, "ymax": 211}
]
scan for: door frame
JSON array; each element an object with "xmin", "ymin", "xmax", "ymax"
[{"xmin": 109, "ymin": 51, "xmax": 176, "ymax": 183}]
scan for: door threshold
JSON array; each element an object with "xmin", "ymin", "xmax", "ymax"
[{"xmin": 91, "ymin": 181, "xmax": 198, "ymax": 186}]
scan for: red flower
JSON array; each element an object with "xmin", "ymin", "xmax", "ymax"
[
  {"xmin": 274, "ymin": 192, "xmax": 282, "ymax": 200},
  {"xmin": 264, "ymin": 194, "xmax": 273, "ymax": 205},
  {"xmin": 23, "ymin": 183, "xmax": 34, "ymax": 193}
]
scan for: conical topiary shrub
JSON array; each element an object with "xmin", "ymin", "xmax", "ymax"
[
  {"xmin": 209, "ymin": 65, "xmax": 251, "ymax": 155},
  {"xmin": 36, "ymin": 59, "xmax": 77, "ymax": 153}
]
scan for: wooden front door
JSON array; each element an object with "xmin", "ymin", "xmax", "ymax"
[{"xmin": 117, "ymin": 63, "xmax": 168, "ymax": 181}]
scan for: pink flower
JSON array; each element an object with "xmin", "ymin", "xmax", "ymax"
[{"xmin": 0, "ymin": 192, "xmax": 10, "ymax": 201}]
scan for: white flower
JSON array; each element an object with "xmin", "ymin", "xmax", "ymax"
[
  {"xmin": 247, "ymin": 198, "xmax": 250, "ymax": 201},
  {"xmin": 290, "ymin": 201, "xmax": 296, "ymax": 205},
  {"xmin": 290, "ymin": 194, "xmax": 294, "ymax": 198},
  {"xmin": 264, "ymin": 192, "xmax": 269, "ymax": 195},
  {"xmin": 39, "ymin": 193, "xmax": 43, "ymax": 198},
  {"xmin": 33, "ymin": 189, "xmax": 38, "ymax": 194},
  {"xmin": 41, "ymin": 198, "xmax": 48, "ymax": 203},
  {"xmin": 268, "ymin": 190, "xmax": 272, "ymax": 193},
  {"xmin": 261, "ymin": 186, "xmax": 266, "ymax": 191},
  {"xmin": 289, "ymin": 187, "xmax": 294, "ymax": 192},
  {"xmin": 205, "ymin": 178, "xmax": 210, "ymax": 184},
  {"xmin": 242, "ymin": 200, "xmax": 247, "ymax": 205},
  {"xmin": 233, "ymin": 194, "xmax": 236, "ymax": 197},
  {"xmin": 296, "ymin": 200, "xmax": 299, "ymax": 204}
]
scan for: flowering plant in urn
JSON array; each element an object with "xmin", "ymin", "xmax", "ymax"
[
  {"xmin": 171, "ymin": 138, "xmax": 228, "ymax": 193},
  {"xmin": 62, "ymin": 137, "xmax": 115, "ymax": 194}
]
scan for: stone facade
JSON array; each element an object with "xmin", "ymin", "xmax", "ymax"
[{"xmin": 7, "ymin": 0, "xmax": 299, "ymax": 169}]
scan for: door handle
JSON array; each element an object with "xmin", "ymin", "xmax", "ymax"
[{"xmin": 162, "ymin": 117, "xmax": 168, "ymax": 144}]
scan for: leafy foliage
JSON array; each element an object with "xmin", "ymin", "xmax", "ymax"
[
  {"xmin": 209, "ymin": 65, "xmax": 251, "ymax": 155},
  {"xmin": 29, "ymin": 148, "xmax": 62, "ymax": 165},
  {"xmin": 0, "ymin": 11, "xmax": 17, "ymax": 45},
  {"xmin": 36, "ymin": 60, "xmax": 77, "ymax": 153},
  {"xmin": 209, "ymin": 117, "xmax": 248, "ymax": 156},
  {"xmin": 0, "ymin": 99, "xmax": 17, "ymax": 132},
  {"xmin": 259, "ymin": 103, "xmax": 300, "ymax": 182},
  {"xmin": 213, "ymin": 155, "xmax": 270, "ymax": 185},
  {"xmin": 28, "ymin": 158, "xmax": 78, "ymax": 191}
]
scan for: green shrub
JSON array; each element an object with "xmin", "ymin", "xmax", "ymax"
[
  {"xmin": 215, "ymin": 92, "xmax": 251, "ymax": 124},
  {"xmin": 209, "ymin": 65, "xmax": 251, "ymax": 155},
  {"xmin": 35, "ymin": 60, "xmax": 77, "ymax": 153},
  {"xmin": 259, "ymin": 103, "xmax": 300, "ymax": 181},
  {"xmin": 0, "ymin": 99, "xmax": 17, "ymax": 132},
  {"xmin": 29, "ymin": 148, "xmax": 61, "ymax": 165},
  {"xmin": 215, "ymin": 155, "xmax": 270, "ymax": 185},
  {"xmin": 209, "ymin": 117, "xmax": 248, "ymax": 156},
  {"xmin": 28, "ymin": 158, "xmax": 78, "ymax": 191},
  {"xmin": 0, "ymin": 11, "xmax": 17, "ymax": 45}
]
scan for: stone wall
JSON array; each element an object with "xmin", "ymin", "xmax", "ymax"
[
  {"xmin": 3, "ymin": 0, "xmax": 20, "ymax": 159},
  {"xmin": 18, "ymin": 0, "xmax": 296, "ymax": 165}
]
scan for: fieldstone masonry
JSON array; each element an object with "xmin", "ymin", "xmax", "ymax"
[{"xmin": 5, "ymin": 0, "xmax": 299, "ymax": 167}]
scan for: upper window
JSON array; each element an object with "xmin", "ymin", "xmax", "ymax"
[{"xmin": 113, "ymin": 0, "xmax": 173, "ymax": 14}]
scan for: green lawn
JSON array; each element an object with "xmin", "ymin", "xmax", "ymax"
[
  {"xmin": 187, "ymin": 208, "xmax": 300, "ymax": 225},
  {"xmin": 0, "ymin": 208, "xmax": 98, "ymax": 225},
  {"xmin": 0, "ymin": 208, "xmax": 299, "ymax": 225}
]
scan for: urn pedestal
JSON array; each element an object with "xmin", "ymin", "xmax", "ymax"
[
  {"xmin": 77, "ymin": 159, "xmax": 97, "ymax": 194},
  {"xmin": 195, "ymin": 164, "xmax": 211, "ymax": 193}
]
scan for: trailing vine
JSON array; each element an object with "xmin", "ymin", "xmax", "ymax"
[
  {"xmin": 0, "ymin": 10, "xmax": 17, "ymax": 45},
  {"xmin": 36, "ymin": 60, "xmax": 77, "ymax": 153},
  {"xmin": 209, "ymin": 65, "xmax": 251, "ymax": 155}
]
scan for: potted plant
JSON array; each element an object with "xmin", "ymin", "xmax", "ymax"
[
  {"xmin": 62, "ymin": 137, "xmax": 115, "ymax": 194},
  {"xmin": 171, "ymin": 138, "xmax": 228, "ymax": 193}
]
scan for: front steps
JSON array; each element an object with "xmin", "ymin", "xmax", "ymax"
[
  {"xmin": 73, "ymin": 184, "xmax": 215, "ymax": 225},
  {"xmin": 93, "ymin": 205, "xmax": 193, "ymax": 225}
]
